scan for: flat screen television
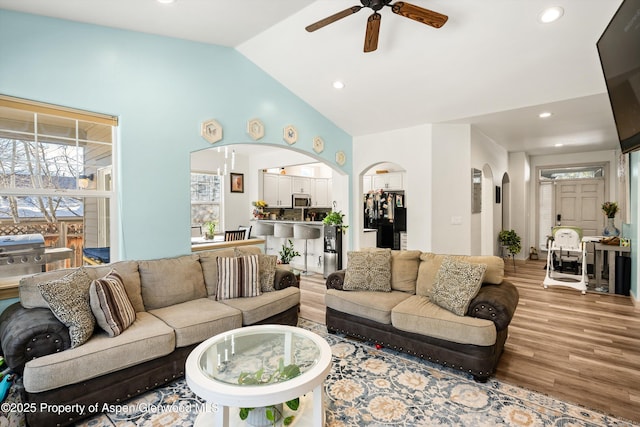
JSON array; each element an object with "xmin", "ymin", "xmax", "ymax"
[{"xmin": 597, "ymin": 0, "xmax": 640, "ymax": 153}]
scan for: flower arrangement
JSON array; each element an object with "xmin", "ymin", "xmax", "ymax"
[
  {"xmin": 204, "ymin": 221, "xmax": 217, "ymax": 240},
  {"xmin": 602, "ymin": 202, "xmax": 619, "ymax": 218},
  {"xmin": 252, "ymin": 200, "xmax": 268, "ymax": 219}
]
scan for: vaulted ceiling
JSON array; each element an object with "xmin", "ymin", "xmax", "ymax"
[{"xmin": 0, "ymin": 0, "xmax": 624, "ymax": 156}]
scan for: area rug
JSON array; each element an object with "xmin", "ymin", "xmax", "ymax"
[{"xmin": 0, "ymin": 319, "xmax": 630, "ymax": 427}]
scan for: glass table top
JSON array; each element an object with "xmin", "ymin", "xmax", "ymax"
[{"xmin": 198, "ymin": 328, "xmax": 321, "ymax": 387}]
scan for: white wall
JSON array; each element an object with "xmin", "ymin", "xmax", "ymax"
[
  {"xmin": 508, "ymin": 152, "xmax": 531, "ymax": 260},
  {"xmin": 353, "ymin": 125, "xmax": 433, "ymax": 251}
]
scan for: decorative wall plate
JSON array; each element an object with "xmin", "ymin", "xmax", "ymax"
[
  {"xmin": 335, "ymin": 150, "xmax": 346, "ymax": 166},
  {"xmin": 312, "ymin": 136, "xmax": 324, "ymax": 153},
  {"xmin": 200, "ymin": 119, "xmax": 223, "ymax": 144},
  {"xmin": 283, "ymin": 125, "xmax": 298, "ymax": 145},
  {"xmin": 247, "ymin": 118, "xmax": 264, "ymax": 141}
]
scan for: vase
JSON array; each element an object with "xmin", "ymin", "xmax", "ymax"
[
  {"xmin": 245, "ymin": 404, "xmax": 283, "ymax": 427},
  {"xmin": 603, "ymin": 217, "xmax": 620, "ymax": 237}
]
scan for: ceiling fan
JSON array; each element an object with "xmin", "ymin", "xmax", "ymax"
[{"xmin": 305, "ymin": 0, "xmax": 448, "ymax": 53}]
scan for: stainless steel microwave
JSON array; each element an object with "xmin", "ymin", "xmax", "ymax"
[{"xmin": 292, "ymin": 193, "xmax": 311, "ymax": 207}]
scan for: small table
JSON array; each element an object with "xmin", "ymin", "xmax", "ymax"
[
  {"xmin": 186, "ymin": 325, "xmax": 332, "ymax": 427},
  {"xmin": 593, "ymin": 242, "xmax": 631, "ymax": 293}
]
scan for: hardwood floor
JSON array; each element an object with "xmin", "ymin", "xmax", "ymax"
[{"xmin": 299, "ymin": 260, "xmax": 640, "ymax": 423}]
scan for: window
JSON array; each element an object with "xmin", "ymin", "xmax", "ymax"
[
  {"xmin": 539, "ymin": 165, "xmax": 604, "ymax": 181},
  {"xmin": 190, "ymin": 172, "xmax": 223, "ymax": 233},
  {"xmin": 0, "ymin": 95, "xmax": 117, "ymax": 274}
]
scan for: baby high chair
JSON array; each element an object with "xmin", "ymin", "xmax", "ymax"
[{"xmin": 543, "ymin": 226, "xmax": 588, "ymax": 294}]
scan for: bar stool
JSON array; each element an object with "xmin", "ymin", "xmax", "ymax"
[
  {"xmin": 252, "ymin": 222, "xmax": 274, "ymax": 238},
  {"xmin": 294, "ymin": 224, "xmax": 320, "ymax": 276}
]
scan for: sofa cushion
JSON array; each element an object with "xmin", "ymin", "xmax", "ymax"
[
  {"xmin": 431, "ymin": 257, "xmax": 487, "ymax": 316},
  {"xmin": 391, "ymin": 295, "xmax": 497, "ymax": 346},
  {"xmin": 22, "ymin": 312, "xmax": 175, "ymax": 393},
  {"xmin": 149, "ymin": 298, "xmax": 242, "ymax": 347},
  {"xmin": 343, "ymin": 249, "xmax": 392, "ymax": 292},
  {"xmin": 417, "ymin": 253, "xmax": 504, "ymax": 296},
  {"xmin": 325, "ymin": 289, "xmax": 412, "ymax": 324},
  {"xmin": 139, "ymin": 255, "xmax": 207, "ymax": 310},
  {"xmin": 390, "ymin": 250, "xmax": 421, "ymax": 293},
  {"xmin": 198, "ymin": 248, "xmax": 236, "ymax": 298},
  {"xmin": 219, "ymin": 287, "xmax": 300, "ymax": 325},
  {"xmin": 216, "ymin": 255, "xmax": 260, "ymax": 300},
  {"xmin": 90, "ymin": 270, "xmax": 137, "ymax": 337},
  {"xmin": 37, "ymin": 268, "xmax": 95, "ymax": 348}
]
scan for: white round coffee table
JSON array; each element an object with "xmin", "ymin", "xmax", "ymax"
[{"xmin": 186, "ymin": 324, "xmax": 332, "ymax": 427}]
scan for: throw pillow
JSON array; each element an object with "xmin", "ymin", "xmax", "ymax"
[
  {"xmin": 37, "ymin": 268, "xmax": 96, "ymax": 348},
  {"xmin": 258, "ymin": 254, "xmax": 277, "ymax": 292},
  {"xmin": 90, "ymin": 270, "xmax": 137, "ymax": 337},
  {"xmin": 343, "ymin": 249, "xmax": 392, "ymax": 292},
  {"xmin": 216, "ymin": 255, "xmax": 260, "ymax": 300},
  {"xmin": 430, "ymin": 256, "xmax": 487, "ymax": 316}
]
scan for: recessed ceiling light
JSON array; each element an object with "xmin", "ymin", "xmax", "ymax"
[
  {"xmin": 538, "ymin": 6, "xmax": 564, "ymax": 24},
  {"xmin": 157, "ymin": 0, "xmax": 175, "ymax": 4},
  {"xmin": 539, "ymin": 112, "xmax": 552, "ymax": 118},
  {"xmin": 332, "ymin": 81, "xmax": 345, "ymax": 90},
  {"xmin": 555, "ymin": 143, "xmax": 564, "ymax": 147}
]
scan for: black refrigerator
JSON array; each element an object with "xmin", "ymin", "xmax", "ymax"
[{"xmin": 364, "ymin": 191, "xmax": 406, "ymax": 249}]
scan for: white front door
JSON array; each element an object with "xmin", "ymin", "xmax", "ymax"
[{"xmin": 555, "ymin": 179, "xmax": 604, "ymax": 236}]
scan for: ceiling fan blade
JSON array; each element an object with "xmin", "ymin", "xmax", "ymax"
[
  {"xmin": 364, "ymin": 12, "xmax": 382, "ymax": 53},
  {"xmin": 391, "ymin": 1, "xmax": 448, "ymax": 28},
  {"xmin": 305, "ymin": 6, "xmax": 362, "ymax": 32}
]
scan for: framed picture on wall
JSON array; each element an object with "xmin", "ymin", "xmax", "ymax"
[{"xmin": 230, "ymin": 173, "xmax": 244, "ymax": 193}]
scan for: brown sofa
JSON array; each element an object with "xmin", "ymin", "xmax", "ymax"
[
  {"xmin": 324, "ymin": 250, "xmax": 519, "ymax": 382},
  {"xmin": 0, "ymin": 246, "xmax": 299, "ymax": 427}
]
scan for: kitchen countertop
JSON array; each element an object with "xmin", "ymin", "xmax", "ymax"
[{"xmin": 257, "ymin": 219, "xmax": 325, "ymax": 225}]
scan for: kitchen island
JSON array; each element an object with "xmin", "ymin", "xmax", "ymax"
[{"xmin": 256, "ymin": 220, "xmax": 326, "ymax": 275}]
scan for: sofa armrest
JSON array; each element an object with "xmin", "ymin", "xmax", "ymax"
[
  {"xmin": 467, "ymin": 280, "xmax": 519, "ymax": 331},
  {"xmin": 0, "ymin": 302, "xmax": 70, "ymax": 374},
  {"xmin": 274, "ymin": 268, "xmax": 299, "ymax": 290},
  {"xmin": 326, "ymin": 270, "xmax": 346, "ymax": 290}
]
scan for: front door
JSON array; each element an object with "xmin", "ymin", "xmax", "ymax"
[{"xmin": 555, "ymin": 179, "xmax": 604, "ymax": 236}]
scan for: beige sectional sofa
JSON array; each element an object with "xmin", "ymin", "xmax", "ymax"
[
  {"xmin": 0, "ymin": 246, "xmax": 299, "ymax": 427},
  {"xmin": 324, "ymin": 249, "xmax": 519, "ymax": 382}
]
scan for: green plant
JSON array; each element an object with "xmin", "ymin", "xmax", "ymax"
[
  {"xmin": 322, "ymin": 210, "xmax": 349, "ymax": 233},
  {"xmin": 498, "ymin": 229, "xmax": 522, "ymax": 256},
  {"xmin": 602, "ymin": 201, "xmax": 619, "ymax": 218},
  {"xmin": 279, "ymin": 239, "xmax": 300, "ymax": 264},
  {"xmin": 238, "ymin": 359, "xmax": 301, "ymax": 426},
  {"xmin": 204, "ymin": 221, "xmax": 216, "ymax": 239}
]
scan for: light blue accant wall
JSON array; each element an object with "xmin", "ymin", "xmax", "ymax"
[{"xmin": 0, "ymin": 10, "xmax": 352, "ymax": 260}]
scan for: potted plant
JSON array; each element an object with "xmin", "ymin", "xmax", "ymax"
[
  {"xmin": 204, "ymin": 221, "xmax": 217, "ymax": 240},
  {"xmin": 279, "ymin": 239, "xmax": 300, "ymax": 265},
  {"xmin": 498, "ymin": 229, "xmax": 522, "ymax": 257},
  {"xmin": 322, "ymin": 210, "xmax": 349, "ymax": 234},
  {"xmin": 238, "ymin": 359, "xmax": 301, "ymax": 426}
]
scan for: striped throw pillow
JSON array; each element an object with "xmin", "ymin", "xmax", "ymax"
[
  {"xmin": 90, "ymin": 270, "xmax": 136, "ymax": 337},
  {"xmin": 216, "ymin": 255, "xmax": 260, "ymax": 300}
]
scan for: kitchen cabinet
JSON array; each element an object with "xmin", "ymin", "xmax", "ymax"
[
  {"xmin": 312, "ymin": 178, "xmax": 330, "ymax": 207},
  {"xmin": 292, "ymin": 177, "xmax": 312, "ymax": 194},
  {"xmin": 262, "ymin": 173, "xmax": 292, "ymax": 207},
  {"xmin": 363, "ymin": 175, "xmax": 372, "ymax": 192},
  {"xmin": 372, "ymin": 172, "xmax": 404, "ymax": 191}
]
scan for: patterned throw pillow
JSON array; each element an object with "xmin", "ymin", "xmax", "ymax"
[
  {"xmin": 258, "ymin": 254, "xmax": 277, "ymax": 292},
  {"xmin": 343, "ymin": 249, "xmax": 392, "ymax": 292},
  {"xmin": 430, "ymin": 256, "xmax": 487, "ymax": 316},
  {"xmin": 216, "ymin": 255, "xmax": 260, "ymax": 300},
  {"xmin": 90, "ymin": 270, "xmax": 137, "ymax": 337},
  {"xmin": 37, "ymin": 268, "xmax": 96, "ymax": 348}
]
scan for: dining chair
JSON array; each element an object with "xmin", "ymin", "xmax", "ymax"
[{"xmin": 224, "ymin": 230, "xmax": 247, "ymax": 241}]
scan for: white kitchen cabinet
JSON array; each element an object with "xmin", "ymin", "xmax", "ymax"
[
  {"xmin": 363, "ymin": 175, "xmax": 372, "ymax": 192},
  {"xmin": 262, "ymin": 173, "xmax": 292, "ymax": 207},
  {"xmin": 292, "ymin": 177, "xmax": 312, "ymax": 194},
  {"xmin": 372, "ymin": 172, "xmax": 404, "ymax": 191},
  {"xmin": 312, "ymin": 178, "xmax": 330, "ymax": 207}
]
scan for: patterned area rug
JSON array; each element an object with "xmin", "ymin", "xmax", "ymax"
[{"xmin": 3, "ymin": 319, "xmax": 635, "ymax": 427}]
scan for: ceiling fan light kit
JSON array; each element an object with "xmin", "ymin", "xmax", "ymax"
[{"xmin": 305, "ymin": 0, "xmax": 447, "ymax": 53}]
